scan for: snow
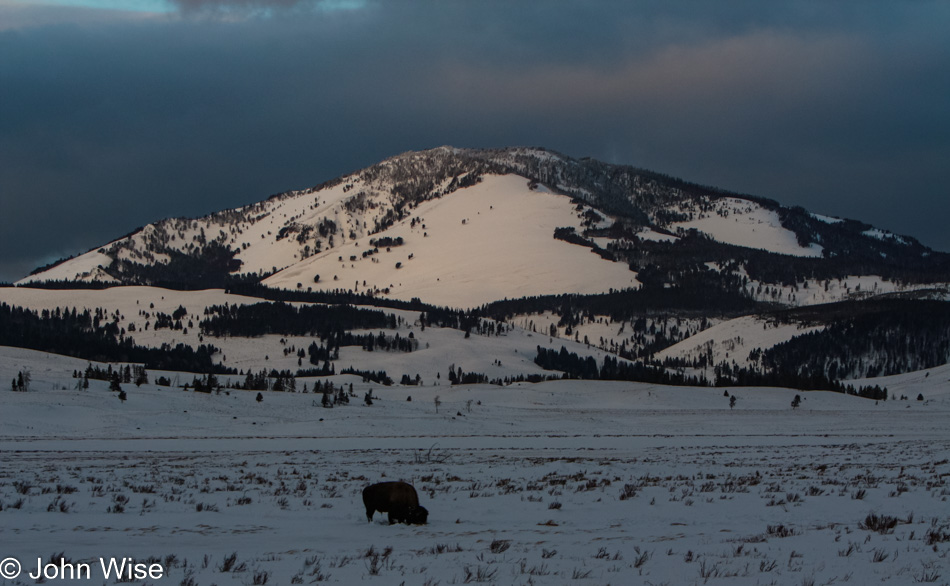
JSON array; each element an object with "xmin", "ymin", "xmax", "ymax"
[
  {"xmin": 2, "ymin": 346, "xmax": 949, "ymax": 585},
  {"xmin": 847, "ymin": 363, "xmax": 950, "ymax": 401},
  {"xmin": 5, "ymin": 145, "xmax": 950, "ymax": 583},
  {"xmin": 264, "ymin": 174, "xmax": 639, "ymax": 308},
  {"xmin": 15, "ymin": 171, "xmax": 387, "ymax": 286},
  {"xmin": 0, "ymin": 285, "xmax": 627, "ymax": 384},
  {"xmin": 230, "ymin": 181, "xmax": 359, "ymax": 277},
  {"xmin": 673, "ymin": 198, "xmax": 823, "ymax": 258},
  {"xmin": 510, "ymin": 311, "xmax": 719, "ymax": 363},
  {"xmin": 863, "ymin": 228, "xmax": 911, "ymax": 245},
  {"xmin": 17, "ymin": 169, "xmax": 640, "ymax": 308},
  {"xmin": 810, "ymin": 212, "xmax": 844, "ymax": 224},
  {"xmin": 655, "ymin": 315, "xmax": 824, "ymax": 371},
  {"xmin": 17, "ymin": 250, "xmax": 116, "ymax": 285},
  {"xmin": 742, "ymin": 273, "xmax": 950, "ymax": 307},
  {"xmin": 635, "ymin": 227, "xmax": 679, "ymax": 243}
]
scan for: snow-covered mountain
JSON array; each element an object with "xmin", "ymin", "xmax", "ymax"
[{"xmin": 18, "ymin": 146, "xmax": 947, "ymax": 308}]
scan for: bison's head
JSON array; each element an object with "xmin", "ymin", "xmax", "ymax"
[{"xmin": 408, "ymin": 505, "xmax": 428, "ymax": 525}]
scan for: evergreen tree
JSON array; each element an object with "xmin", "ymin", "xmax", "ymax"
[
  {"xmin": 134, "ymin": 366, "xmax": 148, "ymax": 387},
  {"xmin": 336, "ymin": 386, "xmax": 349, "ymax": 404}
]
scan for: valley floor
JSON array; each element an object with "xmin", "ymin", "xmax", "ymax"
[{"xmin": 2, "ymin": 347, "xmax": 950, "ymax": 585}]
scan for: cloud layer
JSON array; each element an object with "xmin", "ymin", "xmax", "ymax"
[{"xmin": 2, "ymin": 1, "xmax": 949, "ymax": 281}]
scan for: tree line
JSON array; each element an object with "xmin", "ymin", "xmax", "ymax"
[
  {"xmin": 534, "ymin": 346, "xmax": 707, "ymax": 386},
  {"xmin": 199, "ymin": 301, "xmax": 395, "ymax": 338},
  {"xmin": 0, "ymin": 302, "xmax": 233, "ymax": 374}
]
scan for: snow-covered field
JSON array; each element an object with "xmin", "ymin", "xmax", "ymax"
[{"xmin": 2, "ymin": 347, "xmax": 950, "ymax": 585}]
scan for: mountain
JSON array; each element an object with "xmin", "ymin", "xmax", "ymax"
[
  {"xmin": 19, "ymin": 146, "xmax": 949, "ymax": 303},
  {"xmin": 8, "ymin": 146, "xmax": 950, "ymax": 391}
]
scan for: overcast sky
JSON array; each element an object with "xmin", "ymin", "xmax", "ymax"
[{"xmin": 2, "ymin": 0, "xmax": 949, "ymax": 282}]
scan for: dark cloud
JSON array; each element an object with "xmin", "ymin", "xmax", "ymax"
[{"xmin": 2, "ymin": 1, "xmax": 949, "ymax": 281}]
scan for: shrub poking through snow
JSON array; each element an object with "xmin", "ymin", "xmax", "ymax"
[{"xmin": 859, "ymin": 513, "xmax": 899, "ymax": 534}]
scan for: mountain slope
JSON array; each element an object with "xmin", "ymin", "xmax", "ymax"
[{"xmin": 263, "ymin": 174, "xmax": 638, "ymax": 307}]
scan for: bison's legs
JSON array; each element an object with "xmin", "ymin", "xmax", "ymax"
[
  {"xmin": 388, "ymin": 508, "xmax": 408, "ymax": 524},
  {"xmin": 366, "ymin": 507, "xmax": 375, "ymax": 522},
  {"xmin": 388, "ymin": 507, "xmax": 412, "ymax": 524}
]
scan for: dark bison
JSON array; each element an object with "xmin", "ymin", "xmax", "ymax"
[{"xmin": 362, "ymin": 481, "xmax": 428, "ymax": 525}]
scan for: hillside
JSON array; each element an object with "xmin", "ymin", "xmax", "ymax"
[
  {"xmin": 0, "ymin": 285, "xmax": 625, "ymax": 385},
  {"xmin": 263, "ymin": 174, "xmax": 637, "ymax": 307}
]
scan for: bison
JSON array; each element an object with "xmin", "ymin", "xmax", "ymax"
[{"xmin": 362, "ymin": 481, "xmax": 428, "ymax": 525}]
